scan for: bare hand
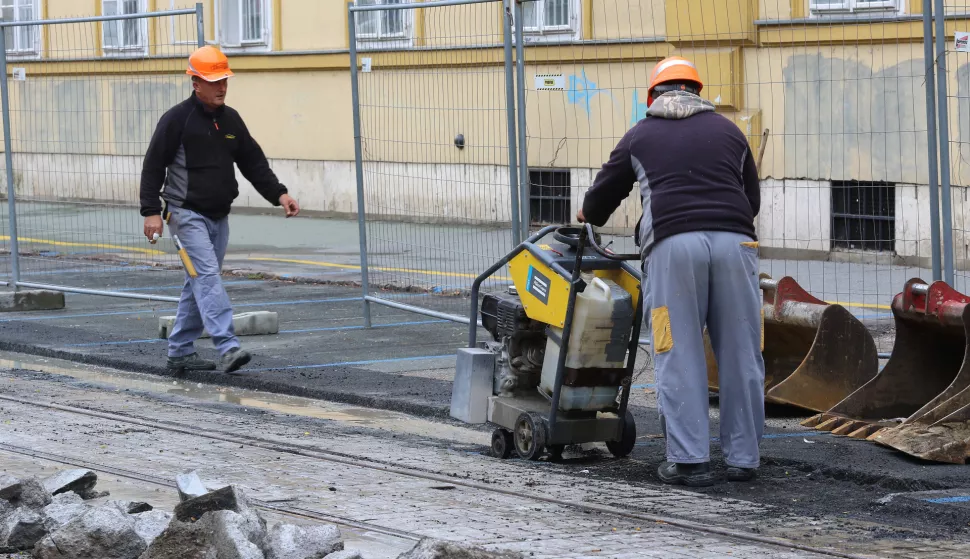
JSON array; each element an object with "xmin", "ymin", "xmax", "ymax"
[
  {"xmin": 144, "ymin": 215, "xmax": 163, "ymax": 244},
  {"xmin": 576, "ymin": 209, "xmax": 587, "ymax": 223},
  {"xmin": 280, "ymin": 194, "xmax": 300, "ymax": 218}
]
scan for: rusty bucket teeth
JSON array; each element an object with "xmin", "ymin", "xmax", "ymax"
[
  {"xmin": 800, "ymin": 414, "xmax": 825, "ymax": 428},
  {"xmin": 815, "ymin": 417, "xmax": 845, "ymax": 432},
  {"xmin": 865, "ymin": 427, "xmax": 889, "ymax": 441},
  {"xmin": 846, "ymin": 424, "xmax": 882, "ymax": 440},
  {"xmin": 831, "ymin": 421, "xmax": 866, "ymax": 436}
]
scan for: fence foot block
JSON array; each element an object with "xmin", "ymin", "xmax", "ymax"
[
  {"xmin": 158, "ymin": 311, "xmax": 279, "ymax": 340},
  {"xmin": 0, "ymin": 290, "xmax": 65, "ymax": 312}
]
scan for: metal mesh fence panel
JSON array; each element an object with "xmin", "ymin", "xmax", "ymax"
[
  {"xmin": 515, "ymin": 0, "xmax": 941, "ymax": 354},
  {"xmin": 943, "ymin": 0, "xmax": 970, "ymax": 294},
  {"xmin": 351, "ymin": 0, "xmax": 519, "ymax": 322},
  {"xmin": 0, "ymin": 8, "xmax": 201, "ymax": 301}
]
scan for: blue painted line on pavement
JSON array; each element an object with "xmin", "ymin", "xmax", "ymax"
[
  {"xmin": 0, "ymin": 293, "xmax": 429, "ymax": 323},
  {"xmin": 59, "ymin": 319, "xmax": 450, "ymax": 348},
  {"xmin": 247, "ymin": 354, "xmax": 455, "ymax": 372},
  {"xmin": 926, "ymin": 496, "xmax": 970, "ymax": 504}
]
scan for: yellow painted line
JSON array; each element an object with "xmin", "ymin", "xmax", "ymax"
[
  {"xmin": 0, "ymin": 236, "xmax": 164, "ymax": 257},
  {"xmin": 247, "ymin": 257, "xmax": 512, "ymax": 282},
  {"xmin": 825, "ymin": 300, "xmax": 892, "ymax": 311}
]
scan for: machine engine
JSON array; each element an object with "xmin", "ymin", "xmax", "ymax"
[{"xmin": 480, "ymin": 291, "xmax": 547, "ymax": 396}]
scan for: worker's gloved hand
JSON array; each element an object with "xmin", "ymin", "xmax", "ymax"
[
  {"xmin": 144, "ymin": 215, "xmax": 163, "ymax": 244},
  {"xmin": 279, "ymin": 194, "xmax": 300, "ymax": 218}
]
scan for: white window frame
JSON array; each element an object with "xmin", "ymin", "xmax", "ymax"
[
  {"xmin": 102, "ymin": 0, "xmax": 149, "ymax": 56},
  {"xmin": 1, "ymin": 0, "xmax": 40, "ymax": 58},
  {"xmin": 516, "ymin": 0, "xmax": 581, "ymax": 44},
  {"xmin": 354, "ymin": 0, "xmax": 413, "ymax": 50},
  {"xmin": 810, "ymin": 0, "xmax": 902, "ymax": 16},
  {"xmin": 215, "ymin": 0, "xmax": 272, "ymax": 52}
]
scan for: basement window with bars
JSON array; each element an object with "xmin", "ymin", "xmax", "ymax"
[
  {"xmin": 529, "ymin": 170, "xmax": 571, "ymax": 226},
  {"xmin": 810, "ymin": 0, "xmax": 901, "ymax": 15},
  {"xmin": 218, "ymin": 0, "xmax": 270, "ymax": 50},
  {"xmin": 2, "ymin": 0, "xmax": 38, "ymax": 56},
  {"xmin": 355, "ymin": 0, "xmax": 409, "ymax": 42},
  {"xmin": 831, "ymin": 181, "xmax": 896, "ymax": 253}
]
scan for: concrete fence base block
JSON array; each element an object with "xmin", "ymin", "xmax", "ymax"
[
  {"xmin": 0, "ymin": 290, "xmax": 65, "ymax": 312},
  {"xmin": 159, "ymin": 311, "xmax": 279, "ymax": 340}
]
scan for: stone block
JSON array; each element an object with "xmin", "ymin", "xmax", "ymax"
[
  {"xmin": 265, "ymin": 523, "xmax": 343, "ymax": 559},
  {"xmin": 33, "ymin": 506, "xmax": 146, "ymax": 559},
  {"xmin": 325, "ymin": 551, "xmax": 363, "ymax": 559},
  {"xmin": 0, "ymin": 477, "xmax": 51, "ymax": 510},
  {"xmin": 132, "ymin": 510, "xmax": 173, "ymax": 548},
  {"xmin": 141, "ymin": 510, "xmax": 265, "ymax": 559},
  {"xmin": 159, "ymin": 311, "xmax": 279, "ymax": 339},
  {"xmin": 0, "ymin": 290, "xmax": 64, "ymax": 313},
  {"xmin": 0, "ymin": 508, "xmax": 47, "ymax": 551},
  {"xmin": 397, "ymin": 538, "xmax": 522, "ymax": 559},
  {"xmin": 450, "ymin": 348, "xmax": 494, "ymax": 424},
  {"xmin": 175, "ymin": 471, "xmax": 208, "ymax": 502},
  {"xmin": 42, "ymin": 469, "xmax": 100, "ymax": 500},
  {"xmin": 42, "ymin": 493, "xmax": 89, "ymax": 529},
  {"xmin": 107, "ymin": 500, "xmax": 153, "ymax": 514}
]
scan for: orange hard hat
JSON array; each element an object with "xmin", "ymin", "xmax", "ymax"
[
  {"xmin": 647, "ymin": 56, "xmax": 703, "ymax": 107},
  {"xmin": 186, "ymin": 46, "xmax": 234, "ymax": 82}
]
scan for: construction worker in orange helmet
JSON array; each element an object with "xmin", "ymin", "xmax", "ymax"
[
  {"xmin": 140, "ymin": 45, "xmax": 300, "ymax": 375},
  {"xmin": 646, "ymin": 55, "xmax": 703, "ymax": 108},
  {"xmin": 579, "ymin": 55, "xmax": 764, "ymax": 487}
]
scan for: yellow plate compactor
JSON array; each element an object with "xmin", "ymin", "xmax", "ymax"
[{"xmin": 450, "ymin": 225, "xmax": 643, "ymax": 461}]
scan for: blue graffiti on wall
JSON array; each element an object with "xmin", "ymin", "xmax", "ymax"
[
  {"xmin": 630, "ymin": 90, "xmax": 649, "ymax": 126},
  {"xmin": 566, "ymin": 69, "xmax": 615, "ymax": 116}
]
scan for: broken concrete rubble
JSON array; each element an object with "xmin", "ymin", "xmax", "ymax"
[
  {"xmin": 33, "ymin": 506, "xmax": 146, "ymax": 559},
  {"xmin": 175, "ymin": 471, "xmax": 207, "ymax": 502},
  {"xmin": 0, "ymin": 509, "xmax": 46, "ymax": 552},
  {"xmin": 323, "ymin": 551, "xmax": 363, "ymax": 559},
  {"xmin": 106, "ymin": 501, "xmax": 152, "ymax": 515},
  {"xmin": 131, "ymin": 510, "xmax": 172, "ymax": 548},
  {"xmin": 174, "ymin": 485, "xmax": 262, "ymax": 531},
  {"xmin": 40, "ymin": 493, "xmax": 89, "ymax": 530},
  {"xmin": 40, "ymin": 470, "xmax": 104, "ymax": 500},
  {"xmin": 264, "ymin": 523, "xmax": 343, "ymax": 559},
  {"xmin": 397, "ymin": 539, "xmax": 522, "ymax": 559},
  {"xmin": 0, "ymin": 479, "xmax": 51, "ymax": 510},
  {"xmin": 141, "ymin": 510, "xmax": 267, "ymax": 559}
]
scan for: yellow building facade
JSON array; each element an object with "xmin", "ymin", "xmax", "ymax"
[{"xmin": 2, "ymin": 0, "xmax": 969, "ymax": 265}]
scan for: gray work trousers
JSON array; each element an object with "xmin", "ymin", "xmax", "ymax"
[
  {"xmin": 166, "ymin": 206, "xmax": 240, "ymax": 358},
  {"xmin": 645, "ymin": 230, "xmax": 765, "ymax": 468}
]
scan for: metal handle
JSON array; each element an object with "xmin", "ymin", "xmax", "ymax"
[
  {"xmin": 912, "ymin": 283, "xmax": 930, "ymax": 295},
  {"xmin": 582, "ymin": 224, "xmax": 641, "ymax": 261}
]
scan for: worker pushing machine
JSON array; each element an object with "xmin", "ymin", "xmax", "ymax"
[
  {"xmin": 578, "ymin": 56, "xmax": 765, "ymax": 486},
  {"xmin": 140, "ymin": 46, "xmax": 301, "ymax": 374}
]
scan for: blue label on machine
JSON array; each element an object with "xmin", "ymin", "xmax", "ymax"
[{"xmin": 526, "ymin": 266, "xmax": 550, "ymax": 305}]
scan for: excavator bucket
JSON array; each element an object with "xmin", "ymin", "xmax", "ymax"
[
  {"xmin": 803, "ymin": 279, "xmax": 970, "ymax": 463},
  {"xmin": 707, "ymin": 274, "xmax": 880, "ymax": 413}
]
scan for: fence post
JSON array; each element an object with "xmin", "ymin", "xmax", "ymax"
[
  {"xmin": 502, "ymin": 0, "xmax": 522, "ymax": 247},
  {"xmin": 348, "ymin": 3, "xmax": 372, "ymax": 328},
  {"xmin": 195, "ymin": 3, "xmax": 204, "ymax": 47},
  {"xmin": 934, "ymin": 0, "xmax": 955, "ymax": 284},
  {"xmin": 513, "ymin": 0, "xmax": 529, "ymax": 241},
  {"xmin": 924, "ymin": 0, "xmax": 942, "ymax": 281},
  {"xmin": 0, "ymin": 24, "xmax": 20, "ymax": 289}
]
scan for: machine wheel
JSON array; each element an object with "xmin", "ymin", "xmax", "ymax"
[
  {"xmin": 606, "ymin": 411, "xmax": 637, "ymax": 458},
  {"xmin": 547, "ymin": 444, "xmax": 565, "ymax": 462},
  {"xmin": 491, "ymin": 428, "xmax": 514, "ymax": 459},
  {"xmin": 513, "ymin": 412, "xmax": 548, "ymax": 461}
]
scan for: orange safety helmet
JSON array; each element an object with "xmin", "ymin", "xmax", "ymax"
[
  {"xmin": 646, "ymin": 56, "xmax": 703, "ymax": 108},
  {"xmin": 186, "ymin": 46, "xmax": 234, "ymax": 82}
]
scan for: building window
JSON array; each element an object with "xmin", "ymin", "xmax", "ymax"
[
  {"xmin": 831, "ymin": 181, "xmax": 895, "ymax": 253},
  {"xmin": 356, "ymin": 0, "xmax": 408, "ymax": 41},
  {"xmin": 218, "ymin": 0, "xmax": 270, "ymax": 50},
  {"xmin": 810, "ymin": 0, "xmax": 900, "ymax": 15},
  {"xmin": 530, "ymin": 170, "xmax": 571, "ymax": 225},
  {"xmin": 1, "ymin": 0, "xmax": 38, "ymax": 56},
  {"xmin": 102, "ymin": 0, "xmax": 147, "ymax": 53},
  {"xmin": 521, "ymin": 0, "xmax": 577, "ymax": 34}
]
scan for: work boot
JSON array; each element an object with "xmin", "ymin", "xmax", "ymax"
[
  {"xmin": 726, "ymin": 466, "xmax": 758, "ymax": 482},
  {"xmin": 167, "ymin": 353, "xmax": 217, "ymax": 372},
  {"xmin": 220, "ymin": 348, "xmax": 252, "ymax": 374},
  {"xmin": 657, "ymin": 461, "xmax": 715, "ymax": 487}
]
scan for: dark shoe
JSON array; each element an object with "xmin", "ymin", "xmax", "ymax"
[
  {"xmin": 726, "ymin": 466, "xmax": 758, "ymax": 482},
  {"xmin": 167, "ymin": 353, "xmax": 217, "ymax": 371},
  {"xmin": 220, "ymin": 348, "xmax": 252, "ymax": 374},
  {"xmin": 657, "ymin": 461, "xmax": 715, "ymax": 487}
]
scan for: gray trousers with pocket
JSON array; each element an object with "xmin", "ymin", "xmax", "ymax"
[
  {"xmin": 645, "ymin": 230, "xmax": 765, "ymax": 468},
  {"xmin": 166, "ymin": 206, "xmax": 240, "ymax": 358}
]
